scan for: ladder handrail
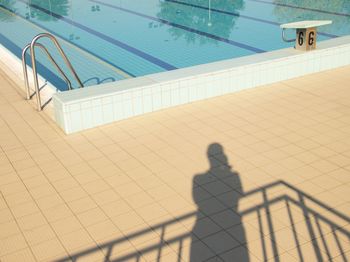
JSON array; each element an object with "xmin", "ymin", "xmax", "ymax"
[
  {"xmin": 22, "ymin": 33, "xmax": 84, "ymax": 111},
  {"xmin": 281, "ymin": 28, "xmax": 296, "ymax": 43},
  {"xmin": 22, "ymin": 43, "xmax": 73, "ymax": 100}
]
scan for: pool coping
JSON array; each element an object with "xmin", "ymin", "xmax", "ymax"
[{"xmin": 52, "ymin": 36, "xmax": 350, "ymax": 134}]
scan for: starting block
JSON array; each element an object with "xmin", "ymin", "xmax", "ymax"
[{"xmin": 280, "ymin": 20, "xmax": 332, "ymax": 51}]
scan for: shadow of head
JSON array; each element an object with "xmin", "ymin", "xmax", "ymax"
[{"xmin": 207, "ymin": 142, "xmax": 232, "ymax": 170}]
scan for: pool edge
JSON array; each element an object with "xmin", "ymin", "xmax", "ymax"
[
  {"xmin": 2, "ymin": 36, "xmax": 350, "ymax": 134},
  {"xmin": 0, "ymin": 43, "xmax": 58, "ymax": 118},
  {"xmin": 53, "ymin": 36, "xmax": 350, "ymax": 134}
]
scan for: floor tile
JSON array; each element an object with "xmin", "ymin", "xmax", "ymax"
[{"xmin": 0, "ymin": 66, "xmax": 349, "ymax": 261}]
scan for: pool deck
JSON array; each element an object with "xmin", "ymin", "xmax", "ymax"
[{"xmin": 0, "ymin": 66, "xmax": 349, "ymax": 261}]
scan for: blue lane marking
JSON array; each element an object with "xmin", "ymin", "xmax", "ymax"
[
  {"xmin": 17, "ymin": 0, "xmax": 177, "ymax": 71},
  {"xmin": 0, "ymin": 4, "xmax": 136, "ymax": 78},
  {"xmin": 165, "ymin": 0, "xmax": 339, "ymax": 39},
  {"xmin": 0, "ymin": 32, "xmax": 68, "ymax": 90},
  {"xmin": 247, "ymin": 0, "xmax": 350, "ymax": 18},
  {"xmin": 91, "ymin": 0, "xmax": 266, "ymax": 54}
]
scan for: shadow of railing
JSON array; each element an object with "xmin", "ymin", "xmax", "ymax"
[
  {"xmin": 56, "ymin": 180, "xmax": 350, "ymax": 262},
  {"xmin": 239, "ymin": 180, "xmax": 350, "ymax": 262}
]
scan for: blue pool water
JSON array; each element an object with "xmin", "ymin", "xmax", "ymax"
[{"xmin": 0, "ymin": 0, "xmax": 349, "ymax": 90}]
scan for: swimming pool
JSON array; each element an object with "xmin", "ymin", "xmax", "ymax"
[{"xmin": 1, "ymin": 0, "xmax": 349, "ymax": 90}]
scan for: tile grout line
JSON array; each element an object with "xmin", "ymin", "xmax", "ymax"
[{"xmin": 0, "ymin": 191, "xmax": 38, "ymax": 261}]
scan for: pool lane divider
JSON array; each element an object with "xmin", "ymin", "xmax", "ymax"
[
  {"xmin": 16, "ymin": 0, "xmax": 177, "ymax": 71},
  {"xmin": 0, "ymin": 4, "xmax": 135, "ymax": 79},
  {"xmin": 164, "ymin": 0, "xmax": 339, "ymax": 39},
  {"xmin": 247, "ymin": 0, "xmax": 350, "ymax": 18},
  {"xmin": 90, "ymin": 0, "xmax": 265, "ymax": 53}
]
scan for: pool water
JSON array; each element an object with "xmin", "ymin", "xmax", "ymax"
[{"xmin": 0, "ymin": 0, "xmax": 349, "ymax": 90}]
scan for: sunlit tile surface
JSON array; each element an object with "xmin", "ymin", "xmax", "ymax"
[{"xmin": 0, "ymin": 66, "xmax": 349, "ymax": 261}]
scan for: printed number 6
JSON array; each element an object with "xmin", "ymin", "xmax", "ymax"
[
  {"xmin": 309, "ymin": 32, "xmax": 315, "ymax": 46},
  {"xmin": 298, "ymin": 31, "xmax": 304, "ymax": 46}
]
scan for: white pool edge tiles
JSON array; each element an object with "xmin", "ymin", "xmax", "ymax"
[
  {"xmin": 52, "ymin": 35, "xmax": 350, "ymax": 134},
  {"xmin": 0, "ymin": 43, "xmax": 57, "ymax": 111},
  {"xmin": 0, "ymin": 44, "xmax": 26, "ymax": 89}
]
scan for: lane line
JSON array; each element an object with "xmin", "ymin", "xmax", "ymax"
[
  {"xmin": 91, "ymin": 0, "xmax": 266, "ymax": 53},
  {"xmin": 165, "ymin": 0, "xmax": 339, "ymax": 39},
  {"xmin": 16, "ymin": 0, "xmax": 177, "ymax": 71},
  {"xmin": 0, "ymin": 4, "xmax": 135, "ymax": 79}
]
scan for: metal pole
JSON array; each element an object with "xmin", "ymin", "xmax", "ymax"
[
  {"xmin": 208, "ymin": 0, "xmax": 212, "ymax": 27},
  {"xmin": 35, "ymin": 43, "xmax": 73, "ymax": 90},
  {"xmin": 30, "ymin": 37, "xmax": 42, "ymax": 111},
  {"xmin": 23, "ymin": 32, "xmax": 84, "ymax": 111},
  {"xmin": 21, "ymin": 45, "xmax": 31, "ymax": 100},
  {"xmin": 22, "ymin": 43, "xmax": 73, "ymax": 101},
  {"xmin": 49, "ymin": 36, "xmax": 84, "ymax": 88},
  {"xmin": 282, "ymin": 28, "xmax": 296, "ymax": 43}
]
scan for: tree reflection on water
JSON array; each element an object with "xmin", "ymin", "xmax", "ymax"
[
  {"xmin": 272, "ymin": 0, "xmax": 350, "ymax": 33},
  {"xmin": 0, "ymin": 0, "xmax": 16, "ymax": 22},
  {"xmin": 25, "ymin": 0, "xmax": 70, "ymax": 21},
  {"xmin": 156, "ymin": 0, "xmax": 245, "ymax": 45}
]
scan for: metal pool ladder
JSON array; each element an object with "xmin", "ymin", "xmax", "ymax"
[{"xmin": 22, "ymin": 33, "xmax": 84, "ymax": 111}]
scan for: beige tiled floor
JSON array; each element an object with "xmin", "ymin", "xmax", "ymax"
[{"xmin": 0, "ymin": 66, "xmax": 350, "ymax": 262}]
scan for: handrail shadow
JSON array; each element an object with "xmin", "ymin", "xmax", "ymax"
[
  {"xmin": 55, "ymin": 179, "xmax": 350, "ymax": 262},
  {"xmin": 83, "ymin": 77, "xmax": 116, "ymax": 86}
]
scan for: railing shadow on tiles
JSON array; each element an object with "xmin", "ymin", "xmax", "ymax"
[{"xmin": 55, "ymin": 180, "xmax": 350, "ymax": 262}]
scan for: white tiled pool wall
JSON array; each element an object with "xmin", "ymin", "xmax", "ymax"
[
  {"xmin": 53, "ymin": 36, "xmax": 350, "ymax": 134},
  {"xmin": 0, "ymin": 44, "xmax": 57, "ymax": 108}
]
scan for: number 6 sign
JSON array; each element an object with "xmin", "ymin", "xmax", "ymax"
[
  {"xmin": 296, "ymin": 28, "xmax": 316, "ymax": 51},
  {"xmin": 280, "ymin": 20, "xmax": 332, "ymax": 52}
]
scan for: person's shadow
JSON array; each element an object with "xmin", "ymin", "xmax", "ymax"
[{"xmin": 190, "ymin": 143, "xmax": 249, "ymax": 261}]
